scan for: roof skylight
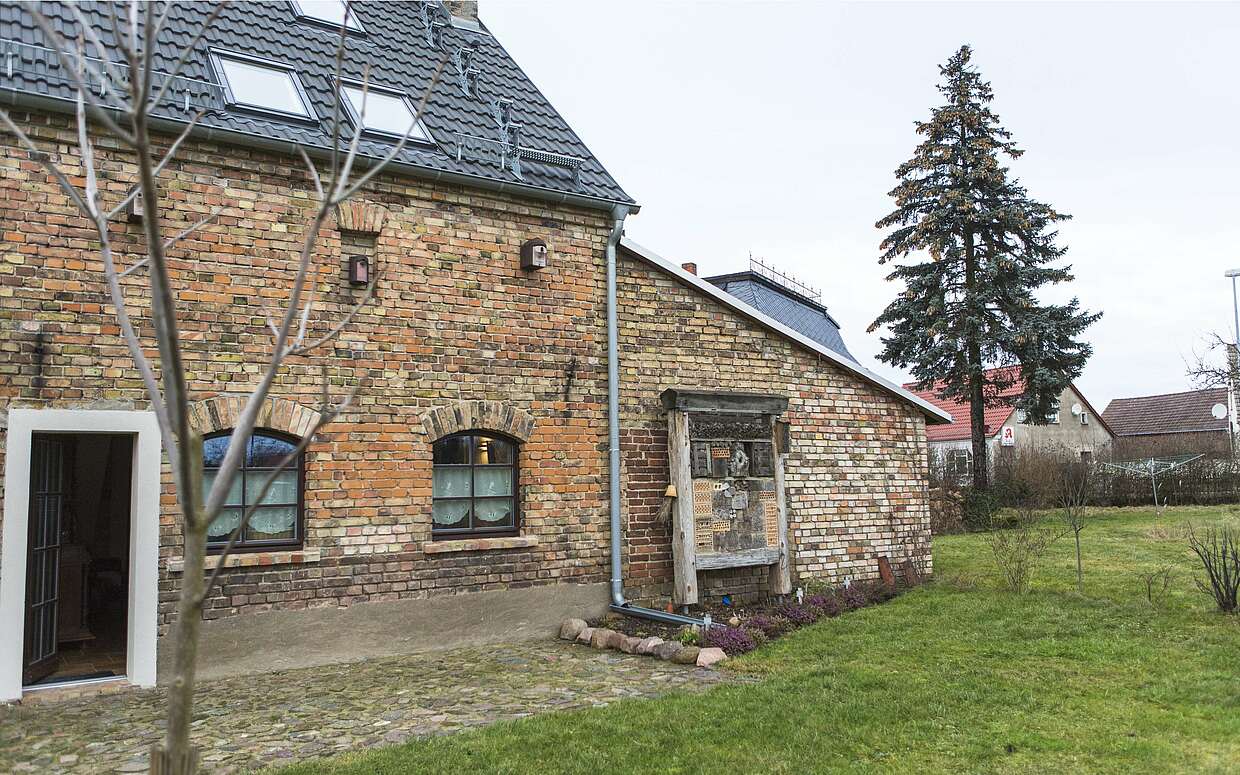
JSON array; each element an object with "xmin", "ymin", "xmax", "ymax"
[
  {"xmin": 291, "ymin": 0, "xmax": 363, "ymax": 31},
  {"xmin": 341, "ymin": 84, "xmax": 431, "ymax": 142},
  {"xmin": 212, "ymin": 53, "xmax": 313, "ymax": 119}
]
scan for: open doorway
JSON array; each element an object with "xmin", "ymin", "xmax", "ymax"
[{"xmin": 23, "ymin": 433, "xmax": 133, "ymax": 688}]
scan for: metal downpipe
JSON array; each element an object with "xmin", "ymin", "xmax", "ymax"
[{"xmin": 604, "ymin": 205, "xmax": 706, "ymax": 629}]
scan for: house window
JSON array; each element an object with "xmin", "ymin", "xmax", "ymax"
[
  {"xmin": 291, "ymin": 0, "xmax": 363, "ymax": 31},
  {"xmin": 341, "ymin": 82, "xmax": 432, "ymax": 142},
  {"xmin": 202, "ymin": 430, "xmax": 304, "ymax": 551},
  {"xmin": 432, "ymin": 433, "xmax": 518, "ymax": 538},
  {"xmin": 1048, "ymin": 401, "xmax": 1060, "ymax": 424},
  {"xmin": 945, "ymin": 448, "xmax": 972, "ymax": 480},
  {"xmin": 210, "ymin": 51, "xmax": 314, "ymax": 119}
]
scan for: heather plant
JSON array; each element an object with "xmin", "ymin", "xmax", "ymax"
[
  {"xmin": 747, "ymin": 614, "xmax": 792, "ymax": 639},
  {"xmin": 807, "ymin": 594, "xmax": 842, "ymax": 617},
  {"xmin": 841, "ymin": 584, "xmax": 869, "ymax": 610},
  {"xmin": 704, "ymin": 626, "xmax": 758, "ymax": 656},
  {"xmin": 777, "ymin": 603, "xmax": 819, "ymax": 626}
]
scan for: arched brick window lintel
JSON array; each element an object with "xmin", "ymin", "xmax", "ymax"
[
  {"xmin": 421, "ymin": 400, "xmax": 536, "ymax": 444},
  {"xmin": 188, "ymin": 395, "xmax": 320, "ymax": 439}
]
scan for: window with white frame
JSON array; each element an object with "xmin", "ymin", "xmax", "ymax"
[
  {"xmin": 945, "ymin": 448, "xmax": 972, "ymax": 480},
  {"xmin": 1048, "ymin": 400, "xmax": 1060, "ymax": 424},
  {"xmin": 341, "ymin": 83, "xmax": 432, "ymax": 142},
  {"xmin": 211, "ymin": 52, "xmax": 314, "ymax": 119},
  {"xmin": 291, "ymin": 0, "xmax": 363, "ymax": 31}
]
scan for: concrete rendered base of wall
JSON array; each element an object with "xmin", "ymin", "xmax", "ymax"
[{"xmin": 160, "ymin": 582, "xmax": 610, "ymax": 683}]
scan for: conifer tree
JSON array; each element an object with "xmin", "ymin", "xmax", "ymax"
[{"xmin": 872, "ymin": 45, "xmax": 1099, "ymax": 490}]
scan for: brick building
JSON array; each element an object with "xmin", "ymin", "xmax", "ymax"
[{"xmin": 0, "ymin": 1, "xmax": 946, "ymax": 701}]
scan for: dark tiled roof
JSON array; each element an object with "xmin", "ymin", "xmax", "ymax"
[
  {"xmin": 1102, "ymin": 388, "xmax": 1229, "ymax": 437},
  {"xmin": 705, "ymin": 271, "xmax": 856, "ymax": 363},
  {"xmin": 0, "ymin": 1, "xmax": 634, "ymax": 209}
]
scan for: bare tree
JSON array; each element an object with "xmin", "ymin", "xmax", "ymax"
[
  {"xmin": 1055, "ymin": 455, "xmax": 1095, "ymax": 592},
  {"xmin": 1186, "ymin": 523, "xmax": 1240, "ymax": 614},
  {"xmin": 1186, "ymin": 331, "xmax": 1235, "ymax": 390},
  {"xmin": 0, "ymin": 2, "xmax": 445, "ymax": 771}
]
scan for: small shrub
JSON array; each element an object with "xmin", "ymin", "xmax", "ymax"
[
  {"xmin": 743, "ymin": 626, "xmax": 769, "ymax": 647},
  {"xmin": 703, "ymin": 625, "xmax": 758, "ymax": 655},
  {"xmin": 962, "ymin": 486, "xmax": 1002, "ymax": 531},
  {"xmin": 841, "ymin": 583, "xmax": 869, "ymax": 610},
  {"xmin": 1137, "ymin": 566, "xmax": 1174, "ymax": 607},
  {"xmin": 806, "ymin": 593, "xmax": 842, "ymax": 617},
  {"xmin": 988, "ymin": 508, "xmax": 1061, "ymax": 594},
  {"xmin": 676, "ymin": 625, "xmax": 702, "ymax": 646},
  {"xmin": 776, "ymin": 603, "xmax": 818, "ymax": 626},
  {"xmin": 1187, "ymin": 524, "xmax": 1240, "ymax": 613},
  {"xmin": 747, "ymin": 614, "xmax": 791, "ymax": 639}
]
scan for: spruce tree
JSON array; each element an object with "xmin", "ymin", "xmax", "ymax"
[{"xmin": 872, "ymin": 45, "xmax": 1100, "ymax": 490}]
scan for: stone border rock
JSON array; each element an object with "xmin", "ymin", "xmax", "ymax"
[{"xmin": 558, "ymin": 619, "xmax": 726, "ymax": 669}]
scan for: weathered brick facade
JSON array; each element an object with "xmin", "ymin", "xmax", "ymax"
[
  {"xmin": 0, "ymin": 112, "xmax": 932, "ymax": 659},
  {"xmin": 615, "ymin": 249, "xmax": 933, "ymax": 600},
  {"xmin": 0, "ymin": 113, "xmax": 615, "ymax": 634}
]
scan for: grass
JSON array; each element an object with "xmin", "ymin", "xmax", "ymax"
[{"xmin": 271, "ymin": 506, "xmax": 1240, "ymax": 774}]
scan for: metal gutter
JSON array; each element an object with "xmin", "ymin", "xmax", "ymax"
[
  {"xmin": 0, "ymin": 88, "xmax": 640, "ymax": 215},
  {"xmin": 620, "ymin": 237, "xmax": 954, "ymax": 425},
  {"xmin": 604, "ymin": 205, "xmax": 706, "ymax": 629}
]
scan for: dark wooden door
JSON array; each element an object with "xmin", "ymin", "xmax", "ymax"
[{"xmin": 23, "ymin": 436, "xmax": 65, "ymax": 685}]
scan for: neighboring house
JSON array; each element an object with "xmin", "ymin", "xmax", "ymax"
[
  {"xmin": 0, "ymin": 1, "xmax": 947, "ymax": 701},
  {"xmin": 905, "ymin": 366, "xmax": 1114, "ymax": 477},
  {"xmin": 1102, "ymin": 388, "xmax": 1232, "ymax": 459}
]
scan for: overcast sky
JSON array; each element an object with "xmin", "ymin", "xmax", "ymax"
[{"xmin": 483, "ymin": 1, "xmax": 1240, "ymax": 409}]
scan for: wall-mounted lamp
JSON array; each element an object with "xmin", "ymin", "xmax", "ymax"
[
  {"xmin": 520, "ymin": 238, "xmax": 548, "ymax": 270},
  {"xmin": 347, "ymin": 255, "xmax": 370, "ymax": 286}
]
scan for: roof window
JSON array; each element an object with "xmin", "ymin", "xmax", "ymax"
[
  {"xmin": 291, "ymin": 0, "xmax": 364, "ymax": 32},
  {"xmin": 341, "ymin": 83, "xmax": 432, "ymax": 142},
  {"xmin": 211, "ymin": 52, "xmax": 314, "ymax": 119}
]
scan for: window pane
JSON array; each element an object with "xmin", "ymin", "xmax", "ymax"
[
  {"xmin": 246, "ymin": 469, "xmax": 298, "ymax": 505},
  {"xmin": 432, "ymin": 499, "xmax": 470, "ymax": 529},
  {"xmin": 203, "ymin": 435, "xmax": 231, "ymax": 467},
  {"xmin": 343, "ymin": 86, "xmax": 429, "ymax": 140},
  {"xmin": 202, "ymin": 469, "xmax": 243, "ymax": 506},
  {"xmin": 474, "ymin": 467, "xmax": 512, "ymax": 497},
  {"xmin": 219, "ymin": 58, "xmax": 309, "ymax": 116},
  {"xmin": 475, "ymin": 436, "xmax": 513, "ymax": 465},
  {"xmin": 474, "ymin": 498, "xmax": 514, "ymax": 528},
  {"xmin": 249, "ymin": 434, "xmax": 297, "ymax": 467},
  {"xmin": 248, "ymin": 505, "xmax": 298, "ymax": 541},
  {"xmin": 433, "ymin": 436, "xmax": 470, "ymax": 465},
  {"xmin": 433, "ymin": 468, "xmax": 471, "ymax": 498},
  {"xmin": 294, "ymin": 0, "xmax": 359, "ymax": 28},
  {"xmin": 207, "ymin": 507, "xmax": 243, "ymax": 542}
]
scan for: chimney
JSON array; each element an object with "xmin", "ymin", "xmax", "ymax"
[
  {"xmin": 681, "ymin": 262, "xmax": 698, "ymax": 275},
  {"xmin": 443, "ymin": 1, "xmax": 479, "ymax": 21}
]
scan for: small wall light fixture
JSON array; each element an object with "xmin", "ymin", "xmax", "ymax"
[
  {"xmin": 520, "ymin": 238, "xmax": 548, "ymax": 270},
  {"xmin": 347, "ymin": 254, "xmax": 370, "ymax": 286}
]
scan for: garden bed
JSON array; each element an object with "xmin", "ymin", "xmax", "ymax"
[{"xmin": 566, "ymin": 578, "xmax": 912, "ymax": 666}]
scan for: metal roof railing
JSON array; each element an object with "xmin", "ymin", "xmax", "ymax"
[
  {"xmin": 749, "ymin": 256, "xmax": 822, "ymax": 302},
  {"xmin": 453, "ymin": 131, "xmax": 585, "ymax": 185},
  {"xmin": 1, "ymin": 37, "xmax": 225, "ymax": 113}
]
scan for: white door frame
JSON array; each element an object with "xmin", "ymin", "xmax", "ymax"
[{"xmin": 1, "ymin": 409, "xmax": 161, "ymax": 701}]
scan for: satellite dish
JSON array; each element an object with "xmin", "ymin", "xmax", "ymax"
[
  {"xmin": 1070, "ymin": 403, "xmax": 1082, "ymax": 416},
  {"xmin": 1211, "ymin": 403, "xmax": 1228, "ymax": 420}
]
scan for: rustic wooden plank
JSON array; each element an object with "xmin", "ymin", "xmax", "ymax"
[
  {"xmin": 668, "ymin": 410, "xmax": 699, "ymax": 605},
  {"xmin": 768, "ymin": 447, "xmax": 793, "ymax": 595},
  {"xmin": 660, "ymin": 388, "xmax": 789, "ymax": 415},
  {"xmin": 695, "ymin": 548, "xmax": 781, "ymax": 570}
]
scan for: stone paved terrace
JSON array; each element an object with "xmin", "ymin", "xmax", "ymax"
[{"xmin": 0, "ymin": 641, "xmax": 732, "ymax": 774}]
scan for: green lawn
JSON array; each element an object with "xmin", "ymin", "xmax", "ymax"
[{"xmin": 272, "ymin": 506, "xmax": 1240, "ymax": 774}]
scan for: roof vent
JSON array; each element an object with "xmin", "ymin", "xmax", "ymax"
[{"xmin": 749, "ymin": 255, "xmax": 822, "ymax": 303}]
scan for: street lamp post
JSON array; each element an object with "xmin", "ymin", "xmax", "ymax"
[{"xmin": 1224, "ymin": 269, "xmax": 1240, "ymax": 456}]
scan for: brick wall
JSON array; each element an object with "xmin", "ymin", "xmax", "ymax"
[
  {"xmin": 615, "ymin": 250, "xmax": 932, "ymax": 600},
  {"xmin": 0, "ymin": 112, "xmax": 614, "ymax": 633},
  {"xmin": 0, "ymin": 111, "xmax": 933, "ymax": 638}
]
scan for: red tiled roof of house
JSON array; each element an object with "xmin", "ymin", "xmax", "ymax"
[
  {"xmin": 1102, "ymin": 388, "xmax": 1229, "ymax": 437},
  {"xmin": 902, "ymin": 366, "xmax": 1024, "ymax": 442}
]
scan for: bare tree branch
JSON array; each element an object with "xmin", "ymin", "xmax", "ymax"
[
  {"xmin": 163, "ymin": 207, "xmax": 223, "ymax": 252},
  {"xmin": 289, "ymin": 271, "xmax": 383, "ymax": 357}
]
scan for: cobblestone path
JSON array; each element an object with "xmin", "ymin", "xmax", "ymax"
[{"xmin": 0, "ymin": 640, "xmax": 732, "ymax": 774}]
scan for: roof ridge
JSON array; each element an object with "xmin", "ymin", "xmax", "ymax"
[{"xmin": 1105, "ymin": 387, "xmax": 1227, "ymax": 406}]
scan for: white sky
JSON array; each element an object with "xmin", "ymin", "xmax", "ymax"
[{"xmin": 483, "ymin": 1, "xmax": 1240, "ymax": 409}]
